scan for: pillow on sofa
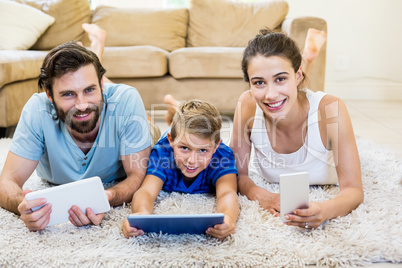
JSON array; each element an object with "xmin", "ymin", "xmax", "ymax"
[
  {"xmin": 187, "ymin": 0, "xmax": 289, "ymax": 47},
  {"xmin": 88, "ymin": 7, "xmax": 188, "ymax": 52},
  {"xmin": 13, "ymin": 0, "xmax": 92, "ymax": 50},
  {"xmin": 0, "ymin": 0, "xmax": 55, "ymax": 50}
]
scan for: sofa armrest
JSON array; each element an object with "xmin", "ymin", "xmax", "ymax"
[
  {"xmin": 0, "ymin": 50, "xmax": 47, "ymax": 88},
  {"xmin": 282, "ymin": 17, "xmax": 327, "ymax": 92}
]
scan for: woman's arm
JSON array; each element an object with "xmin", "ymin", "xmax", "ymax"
[
  {"xmin": 206, "ymin": 173, "xmax": 239, "ymax": 239},
  {"xmin": 286, "ymin": 96, "xmax": 363, "ymax": 228},
  {"xmin": 230, "ymin": 91, "xmax": 280, "ymax": 215},
  {"xmin": 319, "ymin": 96, "xmax": 363, "ymax": 218}
]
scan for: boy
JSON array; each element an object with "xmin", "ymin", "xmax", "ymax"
[{"xmin": 122, "ymin": 99, "xmax": 239, "ymax": 240}]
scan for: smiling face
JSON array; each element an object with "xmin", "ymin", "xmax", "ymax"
[
  {"xmin": 248, "ymin": 55, "xmax": 303, "ymax": 120},
  {"xmin": 167, "ymin": 131, "xmax": 221, "ymax": 179},
  {"xmin": 46, "ymin": 64, "xmax": 104, "ymax": 135}
]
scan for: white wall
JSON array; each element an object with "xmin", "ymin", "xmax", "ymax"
[{"xmin": 286, "ymin": 0, "xmax": 402, "ymax": 100}]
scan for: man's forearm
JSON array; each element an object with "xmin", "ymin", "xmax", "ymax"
[
  {"xmin": 0, "ymin": 179, "xmax": 25, "ymax": 215},
  {"xmin": 106, "ymin": 175, "xmax": 144, "ymax": 207}
]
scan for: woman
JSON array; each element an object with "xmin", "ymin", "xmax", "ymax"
[{"xmin": 229, "ymin": 28, "xmax": 363, "ymax": 229}]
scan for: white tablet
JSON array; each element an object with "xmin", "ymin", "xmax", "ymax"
[
  {"xmin": 25, "ymin": 176, "xmax": 110, "ymax": 226},
  {"xmin": 279, "ymin": 172, "xmax": 310, "ymax": 222},
  {"xmin": 127, "ymin": 213, "xmax": 225, "ymax": 235}
]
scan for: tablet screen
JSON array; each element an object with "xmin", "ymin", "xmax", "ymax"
[{"xmin": 127, "ymin": 213, "xmax": 224, "ymax": 234}]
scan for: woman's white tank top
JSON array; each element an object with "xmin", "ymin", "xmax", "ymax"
[{"xmin": 249, "ymin": 89, "xmax": 338, "ymax": 185}]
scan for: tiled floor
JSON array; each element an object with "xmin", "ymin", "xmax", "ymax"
[{"xmin": 344, "ymin": 100, "xmax": 402, "ymax": 159}]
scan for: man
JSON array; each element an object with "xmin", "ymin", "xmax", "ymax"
[{"xmin": 0, "ymin": 41, "xmax": 152, "ymax": 231}]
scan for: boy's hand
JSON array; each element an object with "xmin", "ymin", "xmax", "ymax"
[
  {"xmin": 122, "ymin": 218, "xmax": 144, "ymax": 238},
  {"xmin": 206, "ymin": 215, "xmax": 235, "ymax": 240}
]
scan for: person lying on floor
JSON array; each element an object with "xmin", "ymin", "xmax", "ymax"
[
  {"xmin": 229, "ymin": 28, "xmax": 364, "ymax": 229},
  {"xmin": 0, "ymin": 24, "xmax": 157, "ymax": 231},
  {"xmin": 122, "ymin": 99, "xmax": 239, "ymax": 240}
]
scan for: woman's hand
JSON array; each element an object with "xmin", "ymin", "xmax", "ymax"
[
  {"xmin": 249, "ymin": 185, "xmax": 280, "ymax": 216},
  {"xmin": 284, "ymin": 202, "xmax": 327, "ymax": 229},
  {"xmin": 206, "ymin": 215, "xmax": 236, "ymax": 240}
]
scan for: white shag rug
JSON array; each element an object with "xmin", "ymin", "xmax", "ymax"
[{"xmin": 0, "ymin": 137, "xmax": 401, "ymax": 267}]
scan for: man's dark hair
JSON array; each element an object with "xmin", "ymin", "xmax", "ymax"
[{"xmin": 38, "ymin": 41, "xmax": 106, "ymax": 98}]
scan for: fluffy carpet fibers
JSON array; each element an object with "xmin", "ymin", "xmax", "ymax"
[{"xmin": 0, "ymin": 137, "xmax": 401, "ymax": 267}]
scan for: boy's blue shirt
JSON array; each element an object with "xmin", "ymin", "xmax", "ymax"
[{"xmin": 146, "ymin": 136, "xmax": 238, "ymax": 194}]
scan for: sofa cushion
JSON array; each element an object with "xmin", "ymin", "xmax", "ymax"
[
  {"xmin": 187, "ymin": 0, "xmax": 288, "ymax": 47},
  {"xmin": 169, "ymin": 47, "xmax": 244, "ymax": 79},
  {"xmin": 0, "ymin": 50, "xmax": 48, "ymax": 88},
  {"xmin": 0, "ymin": 1, "xmax": 55, "ymax": 50},
  {"xmin": 86, "ymin": 7, "xmax": 188, "ymax": 52},
  {"xmin": 102, "ymin": 46, "xmax": 169, "ymax": 78},
  {"xmin": 14, "ymin": 0, "xmax": 91, "ymax": 50}
]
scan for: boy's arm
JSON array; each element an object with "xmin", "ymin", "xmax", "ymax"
[
  {"xmin": 130, "ymin": 174, "xmax": 164, "ymax": 214},
  {"xmin": 207, "ymin": 173, "xmax": 239, "ymax": 239},
  {"xmin": 122, "ymin": 174, "xmax": 163, "ymax": 238}
]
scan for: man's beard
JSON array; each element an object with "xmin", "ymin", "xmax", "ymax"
[{"xmin": 54, "ymin": 101, "xmax": 103, "ymax": 134}]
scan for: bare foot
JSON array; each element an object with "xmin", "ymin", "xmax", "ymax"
[
  {"xmin": 82, "ymin": 23, "xmax": 107, "ymax": 62},
  {"xmin": 303, "ymin": 28, "xmax": 327, "ymax": 63},
  {"xmin": 163, "ymin": 94, "xmax": 180, "ymax": 126}
]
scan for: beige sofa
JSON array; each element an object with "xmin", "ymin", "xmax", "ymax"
[{"xmin": 0, "ymin": 0, "xmax": 327, "ymax": 130}]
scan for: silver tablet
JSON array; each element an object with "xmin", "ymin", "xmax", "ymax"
[
  {"xmin": 25, "ymin": 176, "xmax": 110, "ymax": 226},
  {"xmin": 279, "ymin": 172, "xmax": 310, "ymax": 222}
]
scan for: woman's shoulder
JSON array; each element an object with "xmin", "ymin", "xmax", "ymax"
[
  {"xmin": 316, "ymin": 92, "xmax": 351, "ymax": 147},
  {"xmin": 234, "ymin": 90, "xmax": 258, "ymax": 132},
  {"xmin": 318, "ymin": 93, "xmax": 348, "ymax": 118},
  {"xmin": 237, "ymin": 90, "xmax": 257, "ymax": 116},
  {"xmin": 238, "ymin": 90, "xmax": 255, "ymax": 103}
]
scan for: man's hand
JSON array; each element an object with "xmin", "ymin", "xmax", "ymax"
[
  {"xmin": 249, "ymin": 186, "xmax": 280, "ymax": 216},
  {"xmin": 68, "ymin": 206, "xmax": 105, "ymax": 227},
  {"xmin": 18, "ymin": 189, "xmax": 52, "ymax": 231},
  {"xmin": 104, "ymin": 189, "xmax": 113, "ymax": 201},
  {"xmin": 206, "ymin": 215, "xmax": 236, "ymax": 240},
  {"xmin": 68, "ymin": 189, "xmax": 113, "ymax": 227}
]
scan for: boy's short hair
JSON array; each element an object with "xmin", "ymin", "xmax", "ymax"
[{"xmin": 170, "ymin": 99, "xmax": 222, "ymax": 145}]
